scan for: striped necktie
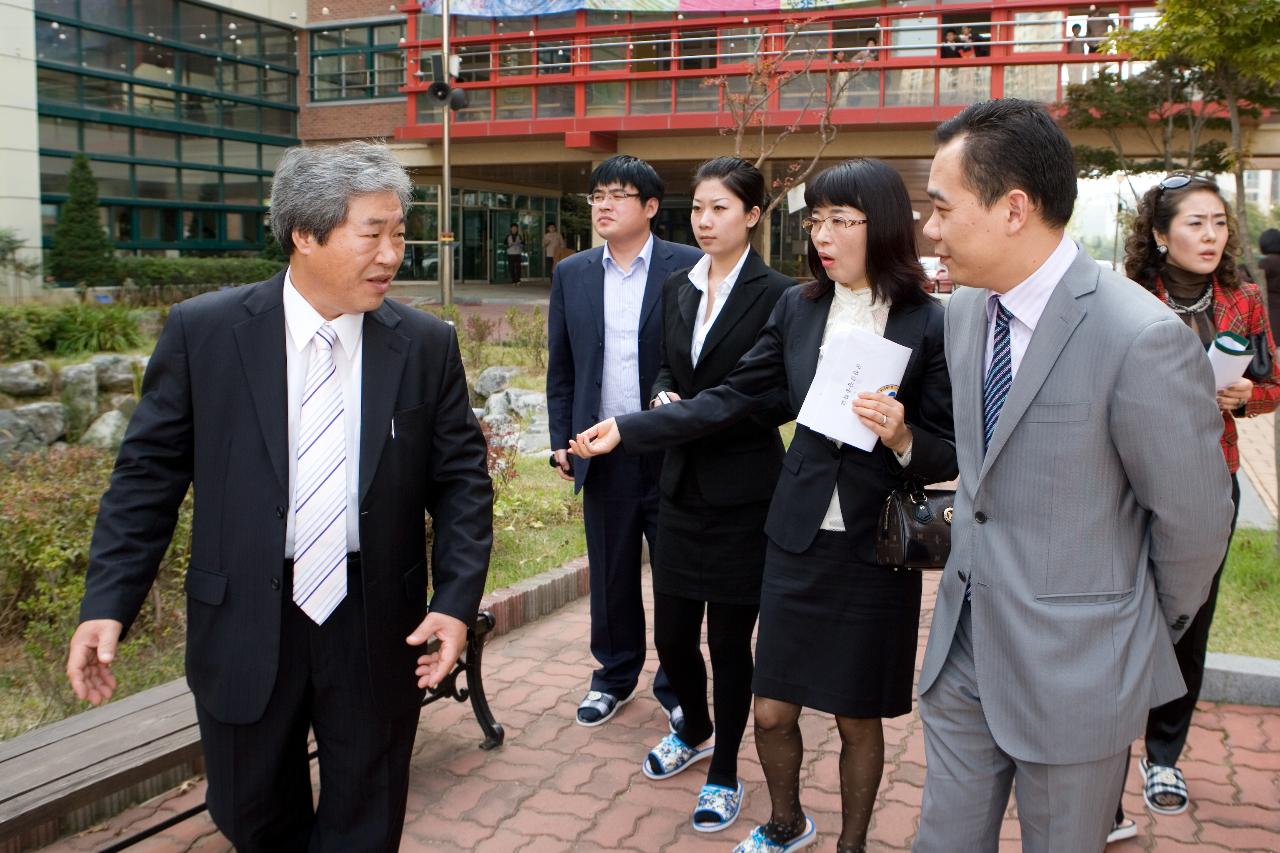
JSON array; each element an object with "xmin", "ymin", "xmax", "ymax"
[
  {"xmin": 292, "ymin": 323, "xmax": 348, "ymax": 624},
  {"xmin": 983, "ymin": 301, "xmax": 1014, "ymax": 452}
]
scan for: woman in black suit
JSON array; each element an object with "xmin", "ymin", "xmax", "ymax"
[
  {"xmin": 639, "ymin": 157, "xmax": 794, "ymax": 833},
  {"xmin": 571, "ymin": 159, "xmax": 956, "ymax": 853}
]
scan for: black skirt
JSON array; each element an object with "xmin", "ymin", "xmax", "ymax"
[
  {"xmin": 652, "ymin": 476, "xmax": 769, "ymax": 606},
  {"xmin": 752, "ymin": 531, "xmax": 922, "ymax": 718}
]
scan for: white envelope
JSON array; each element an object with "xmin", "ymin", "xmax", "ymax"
[{"xmin": 796, "ymin": 326, "xmax": 912, "ymax": 451}]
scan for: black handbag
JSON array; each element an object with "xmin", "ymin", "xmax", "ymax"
[
  {"xmin": 1247, "ymin": 331, "xmax": 1273, "ymax": 381},
  {"xmin": 875, "ymin": 482, "xmax": 956, "ymax": 571}
]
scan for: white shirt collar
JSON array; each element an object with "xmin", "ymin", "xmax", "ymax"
[
  {"xmin": 283, "ymin": 266, "xmax": 364, "ymax": 355},
  {"xmin": 687, "ymin": 246, "xmax": 752, "ymax": 294},
  {"xmin": 986, "ymin": 233, "xmax": 1078, "ymax": 331},
  {"xmin": 603, "ymin": 232, "xmax": 655, "ymax": 276}
]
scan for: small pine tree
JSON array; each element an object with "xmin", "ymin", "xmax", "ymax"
[{"xmin": 48, "ymin": 154, "xmax": 117, "ymax": 287}]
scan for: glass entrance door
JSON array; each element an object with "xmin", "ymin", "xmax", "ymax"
[{"xmin": 460, "ymin": 208, "xmax": 488, "ymax": 282}]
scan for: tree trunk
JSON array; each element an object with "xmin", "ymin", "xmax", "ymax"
[{"xmin": 1224, "ymin": 82, "xmax": 1255, "ymax": 267}]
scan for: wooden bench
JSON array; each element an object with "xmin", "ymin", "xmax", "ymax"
[{"xmin": 0, "ymin": 611, "xmax": 501, "ymax": 853}]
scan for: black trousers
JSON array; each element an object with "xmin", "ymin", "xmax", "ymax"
[
  {"xmin": 195, "ymin": 556, "xmax": 420, "ymax": 853},
  {"xmin": 653, "ymin": 591, "xmax": 758, "ymax": 786},
  {"xmin": 581, "ymin": 451, "xmax": 676, "ymax": 708},
  {"xmin": 1118, "ymin": 472, "xmax": 1239, "ymax": 821},
  {"xmin": 508, "ymin": 253, "xmax": 522, "ymax": 284}
]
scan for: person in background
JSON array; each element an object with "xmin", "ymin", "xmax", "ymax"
[
  {"xmin": 543, "ymin": 222, "xmax": 566, "ymax": 277},
  {"xmin": 505, "ymin": 222, "xmax": 525, "ymax": 285},
  {"xmin": 1106, "ymin": 174, "xmax": 1280, "ymax": 843},
  {"xmin": 570, "ymin": 158, "xmax": 956, "ymax": 853},
  {"xmin": 546, "ymin": 154, "xmax": 702, "ymax": 728},
  {"xmin": 940, "ymin": 29, "xmax": 962, "ymax": 59},
  {"xmin": 637, "ymin": 156, "xmax": 793, "ymax": 834},
  {"xmin": 1258, "ymin": 228, "xmax": 1280, "ymax": 339}
]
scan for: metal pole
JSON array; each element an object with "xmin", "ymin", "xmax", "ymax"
[{"xmin": 438, "ymin": 0, "xmax": 454, "ymax": 306}]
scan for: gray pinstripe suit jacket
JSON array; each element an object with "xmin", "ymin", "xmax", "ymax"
[{"xmin": 919, "ymin": 250, "xmax": 1234, "ymax": 765}]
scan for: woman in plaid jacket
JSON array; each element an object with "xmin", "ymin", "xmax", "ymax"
[{"xmin": 1109, "ymin": 174, "xmax": 1280, "ymax": 838}]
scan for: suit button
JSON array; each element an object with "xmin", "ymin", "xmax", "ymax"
[
  {"xmin": 958, "ymin": 571, "xmax": 968, "ymax": 582},
  {"xmin": 270, "ymin": 577, "xmax": 281, "ymax": 591},
  {"xmin": 974, "ymin": 511, "xmax": 987, "ymax": 524},
  {"xmin": 275, "ymin": 505, "xmax": 286, "ymax": 519}
]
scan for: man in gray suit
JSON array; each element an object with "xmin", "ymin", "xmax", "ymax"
[{"xmin": 913, "ymin": 99, "xmax": 1234, "ymax": 852}]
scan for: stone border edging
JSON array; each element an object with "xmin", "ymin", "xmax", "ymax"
[
  {"xmin": 479, "ymin": 555, "xmax": 589, "ymax": 639},
  {"xmin": 1203, "ymin": 652, "xmax": 1280, "ymax": 707}
]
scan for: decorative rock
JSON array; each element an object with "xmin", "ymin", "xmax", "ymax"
[
  {"xmin": 0, "ymin": 411, "xmax": 38, "ymax": 457},
  {"xmin": 80, "ymin": 410, "xmax": 128, "ymax": 451},
  {"xmin": 0, "ymin": 360, "xmax": 53, "ymax": 396},
  {"xmin": 516, "ymin": 414, "xmax": 551, "ymax": 454},
  {"xmin": 474, "ymin": 366, "xmax": 521, "ymax": 399},
  {"xmin": 91, "ymin": 354, "xmax": 143, "ymax": 393},
  {"xmin": 14, "ymin": 402, "xmax": 66, "ymax": 446},
  {"xmin": 60, "ymin": 363, "xmax": 99, "ymax": 438},
  {"xmin": 110, "ymin": 394, "xmax": 138, "ymax": 420},
  {"xmin": 500, "ymin": 389, "xmax": 547, "ymax": 421}
]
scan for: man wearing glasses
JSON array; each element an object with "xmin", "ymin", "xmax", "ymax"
[{"xmin": 547, "ymin": 155, "xmax": 702, "ymax": 727}]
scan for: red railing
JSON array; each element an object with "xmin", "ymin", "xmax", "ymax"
[{"xmin": 394, "ymin": 2, "xmax": 1152, "ymax": 141}]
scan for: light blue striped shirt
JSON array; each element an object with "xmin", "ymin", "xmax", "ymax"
[{"xmin": 600, "ymin": 233, "xmax": 655, "ymax": 421}]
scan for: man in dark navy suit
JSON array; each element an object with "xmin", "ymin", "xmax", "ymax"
[{"xmin": 547, "ymin": 155, "xmax": 701, "ymax": 726}]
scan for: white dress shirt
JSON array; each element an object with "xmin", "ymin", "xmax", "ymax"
[
  {"xmin": 983, "ymin": 233, "xmax": 1079, "ymax": 379},
  {"xmin": 688, "ymin": 246, "xmax": 751, "ymax": 367},
  {"xmin": 283, "ymin": 268, "xmax": 363, "ymax": 556},
  {"xmin": 600, "ymin": 233, "xmax": 654, "ymax": 420},
  {"xmin": 817, "ymin": 285, "xmax": 905, "ymax": 532}
]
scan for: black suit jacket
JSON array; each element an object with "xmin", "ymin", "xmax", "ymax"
[
  {"xmin": 650, "ymin": 249, "xmax": 794, "ymax": 505},
  {"xmin": 546, "ymin": 235, "xmax": 703, "ymax": 492},
  {"xmin": 80, "ymin": 272, "xmax": 493, "ymax": 725},
  {"xmin": 619, "ymin": 285, "xmax": 957, "ymax": 560}
]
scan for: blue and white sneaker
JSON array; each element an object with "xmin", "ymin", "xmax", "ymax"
[
  {"xmin": 642, "ymin": 732, "xmax": 714, "ymax": 780},
  {"xmin": 692, "ymin": 780, "xmax": 744, "ymax": 832},
  {"xmin": 731, "ymin": 816, "xmax": 817, "ymax": 853}
]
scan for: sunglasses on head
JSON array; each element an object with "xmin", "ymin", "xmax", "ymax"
[{"xmin": 1157, "ymin": 174, "xmax": 1212, "ymax": 196}]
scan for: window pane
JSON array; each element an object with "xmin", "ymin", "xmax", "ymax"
[
  {"xmin": 183, "ymin": 208, "xmax": 218, "ymax": 240},
  {"xmin": 39, "ymin": 116, "xmax": 79, "ymax": 151},
  {"xmin": 36, "ymin": 20, "xmax": 78, "ymax": 64},
  {"xmin": 135, "ymin": 165, "xmax": 177, "ymax": 198},
  {"xmin": 38, "ymin": 68, "xmax": 79, "ymax": 103},
  {"xmin": 181, "ymin": 134, "xmax": 219, "ymax": 164},
  {"xmin": 939, "ymin": 65, "xmax": 990, "ymax": 104},
  {"xmin": 629, "ymin": 78, "xmax": 669, "ymax": 114},
  {"xmin": 41, "ymin": 203, "xmax": 59, "ymax": 241},
  {"xmin": 223, "ymin": 172, "xmax": 261, "ymax": 204},
  {"xmin": 536, "ymin": 84, "xmax": 573, "ymax": 118},
  {"xmin": 181, "ymin": 91, "xmax": 218, "ymax": 124},
  {"xmin": 105, "ymin": 205, "xmax": 132, "ymax": 240},
  {"xmin": 630, "ymin": 32, "xmax": 670, "ymax": 73},
  {"xmin": 374, "ymin": 51, "xmax": 403, "ymax": 96},
  {"xmin": 35, "ymin": 0, "xmax": 75, "ymax": 15},
  {"xmin": 1003, "ymin": 64, "xmax": 1059, "ymax": 102},
  {"xmin": 223, "ymin": 63, "xmax": 261, "ymax": 97},
  {"xmin": 539, "ymin": 12, "xmax": 575, "ymax": 29},
  {"xmin": 223, "ymin": 15, "xmax": 258, "ymax": 57},
  {"xmin": 1013, "ymin": 11, "xmax": 1065, "ymax": 53},
  {"xmin": 222, "ymin": 101, "xmax": 260, "ymax": 131},
  {"xmin": 92, "ymin": 160, "xmax": 132, "ymax": 198},
  {"xmin": 779, "ymin": 70, "xmax": 823, "ymax": 111},
  {"xmin": 261, "ymin": 25, "xmax": 293, "ymax": 67},
  {"xmin": 182, "ymin": 168, "xmax": 220, "ymax": 202},
  {"xmin": 837, "ymin": 68, "xmax": 880, "ymax": 107},
  {"xmin": 219, "ymin": 139, "xmax": 255, "ymax": 169},
  {"xmin": 40, "ymin": 156, "xmax": 71, "ymax": 195},
  {"xmin": 263, "ymin": 68, "xmax": 293, "ymax": 100},
  {"xmin": 261, "ymin": 145, "xmax": 288, "ymax": 173},
  {"xmin": 133, "ymin": 81, "xmax": 176, "ymax": 116},
  {"xmin": 81, "ymin": 29, "xmax": 134, "ymax": 74},
  {"xmin": 133, "ymin": 0, "xmax": 175, "ymax": 40},
  {"xmin": 494, "ymin": 85, "xmax": 531, "ymax": 120},
  {"xmin": 454, "ymin": 90, "xmax": 490, "ymax": 122},
  {"xmin": 884, "ymin": 68, "xmax": 935, "ymax": 106},
  {"xmin": 80, "ymin": 0, "xmax": 128, "ymax": 24},
  {"xmin": 499, "ymin": 41, "xmax": 533, "ymax": 75},
  {"xmin": 373, "ymin": 23, "xmax": 403, "ymax": 46},
  {"xmin": 136, "ymin": 40, "xmax": 176, "ymax": 79},
  {"xmin": 585, "ymin": 82, "xmax": 624, "ymax": 116},
  {"xmin": 537, "ymin": 40, "xmax": 571, "ymax": 75},
  {"xmin": 313, "ymin": 55, "xmax": 341, "ymax": 100},
  {"xmin": 457, "ymin": 43, "xmax": 490, "ymax": 82},
  {"xmin": 226, "ymin": 210, "xmax": 259, "ymax": 242},
  {"xmin": 399, "ymin": 242, "xmax": 439, "ymax": 280},
  {"xmin": 136, "ymin": 127, "xmax": 178, "ymax": 160},
  {"xmin": 82, "ymin": 122, "xmax": 130, "ymax": 155},
  {"xmin": 261, "ymin": 107, "xmax": 295, "ymax": 136},
  {"xmin": 138, "ymin": 206, "xmax": 178, "ymax": 240},
  {"xmin": 404, "ymin": 203, "xmax": 437, "ymax": 241},
  {"xmin": 891, "ymin": 16, "xmax": 938, "ymax": 58},
  {"xmin": 455, "ymin": 16, "xmax": 490, "ymax": 36},
  {"xmin": 84, "ymin": 76, "xmax": 132, "ymax": 112},
  {"xmin": 313, "ymin": 29, "xmax": 342, "ymax": 52},
  {"xmin": 182, "ymin": 51, "xmax": 219, "ymax": 90},
  {"xmin": 181, "ymin": 1, "xmax": 217, "ymax": 49}
]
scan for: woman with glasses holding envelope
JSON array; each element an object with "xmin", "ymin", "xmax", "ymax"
[
  {"xmin": 570, "ymin": 158, "xmax": 955, "ymax": 853},
  {"xmin": 1107, "ymin": 174, "xmax": 1280, "ymax": 840}
]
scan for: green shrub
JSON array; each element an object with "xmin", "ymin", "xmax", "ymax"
[
  {"xmin": 505, "ymin": 306, "xmax": 548, "ymax": 369},
  {"xmin": 0, "ymin": 312, "xmax": 41, "ymax": 361},
  {"xmin": 115, "ymin": 257, "xmax": 284, "ymax": 306},
  {"xmin": 51, "ymin": 304, "xmax": 143, "ymax": 355},
  {"xmin": 461, "ymin": 312, "xmax": 497, "ymax": 374},
  {"xmin": 0, "ymin": 447, "xmax": 191, "ymax": 734},
  {"xmin": 47, "ymin": 155, "xmax": 118, "ymax": 287},
  {"xmin": 421, "ymin": 303, "xmax": 461, "ymax": 326}
]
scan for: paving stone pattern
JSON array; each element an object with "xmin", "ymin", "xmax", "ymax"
[{"xmin": 38, "ymin": 572, "xmax": 1280, "ymax": 853}]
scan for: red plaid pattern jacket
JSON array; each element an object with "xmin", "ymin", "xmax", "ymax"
[{"xmin": 1155, "ymin": 277, "xmax": 1280, "ymax": 472}]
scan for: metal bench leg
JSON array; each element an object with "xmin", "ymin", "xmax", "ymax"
[{"xmin": 466, "ymin": 611, "xmax": 505, "ymax": 751}]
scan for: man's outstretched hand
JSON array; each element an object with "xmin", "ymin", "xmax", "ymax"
[
  {"xmin": 67, "ymin": 619, "xmax": 124, "ymax": 705},
  {"xmin": 568, "ymin": 417, "xmax": 620, "ymax": 458},
  {"xmin": 408, "ymin": 611, "xmax": 468, "ymax": 690}
]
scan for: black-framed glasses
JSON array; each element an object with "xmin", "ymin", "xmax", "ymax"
[
  {"xmin": 585, "ymin": 190, "xmax": 642, "ymax": 206},
  {"xmin": 800, "ymin": 214, "xmax": 869, "ymax": 233}
]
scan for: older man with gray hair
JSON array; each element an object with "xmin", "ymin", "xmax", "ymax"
[{"xmin": 66, "ymin": 141, "xmax": 493, "ymax": 851}]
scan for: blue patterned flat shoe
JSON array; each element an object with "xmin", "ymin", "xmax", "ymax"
[
  {"xmin": 692, "ymin": 780, "xmax": 744, "ymax": 832},
  {"xmin": 641, "ymin": 732, "xmax": 713, "ymax": 780},
  {"xmin": 731, "ymin": 816, "xmax": 816, "ymax": 853}
]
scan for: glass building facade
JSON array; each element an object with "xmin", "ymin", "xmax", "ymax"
[{"xmin": 35, "ymin": 0, "xmax": 298, "ymax": 254}]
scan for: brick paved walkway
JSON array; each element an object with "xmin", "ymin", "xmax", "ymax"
[
  {"xmin": 39, "ymin": 572, "xmax": 1280, "ymax": 853},
  {"xmin": 1236, "ymin": 412, "xmax": 1277, "ymax": 519}
]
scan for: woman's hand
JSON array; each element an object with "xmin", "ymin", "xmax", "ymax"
[
  {"xmin": 649, "ymin": 390, "xmax": 682, "ymax": 408},
  {"xmin": 569, "ymin": 418, "xmax": 620, "ymax": 458},
  {"xmin": 1217, "ymin": 377, "xmax": 1253, "ymax": 412},
  {"xmin": 853, "ymin": 392, "xmax": 912, "ymax": 455}
]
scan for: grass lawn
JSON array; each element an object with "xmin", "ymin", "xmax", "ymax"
[
  {"xmin": 487, "ymin": 453, "xmax": 584, "ymax": 592},
  {"xmin": 1208, "ymin": 528, "xmax": 1280, "ymax": 660}
]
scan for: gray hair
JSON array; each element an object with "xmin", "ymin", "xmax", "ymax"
[{"xmin": 270, "ymin": 141, "xmax": 413, "ymax": 254}]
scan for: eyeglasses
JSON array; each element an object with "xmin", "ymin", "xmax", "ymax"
[
  {"xmin": 800, "ymin": 214, "xmax": 869, "ymax": 233},
  {"xmin": 585, "ymin": 190, "xmax": 642, "ymax": 206}
]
